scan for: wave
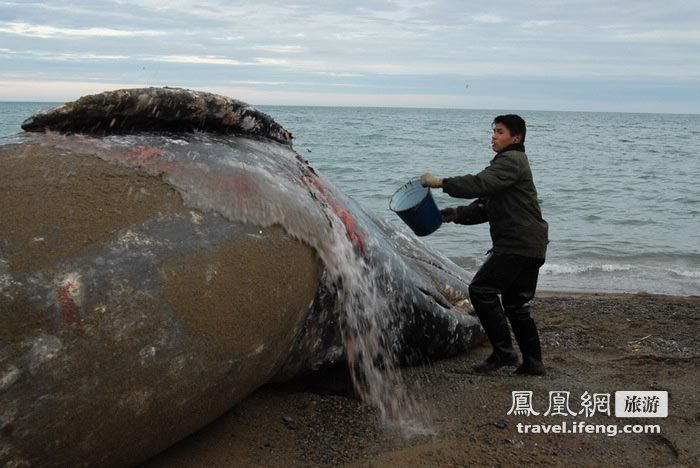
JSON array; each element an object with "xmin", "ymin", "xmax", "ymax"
[
  {"xmin": 543, "ymin": 262, "xmax": 700, "ymax": 282},
  {"xmin": 448, "ymin": 258, "xmax": 700, "ymax": 295},
  {"xmin": 553, "ymin": 249, "xmax": 700, "ymax": 264},
  {"xmin": 541, "ymin": 263, "xmax": 634, "ymax": 275},
  {"xmin": 539, "ymin": 262, "xmax": 700, "ymax": 295},
  {"xmin": 609, "ymin": 218, "xmax": 661, "ymax": 226},
  {"xmin": 668, "ymin": 269, "xmax": 700, "ymax": 279}
]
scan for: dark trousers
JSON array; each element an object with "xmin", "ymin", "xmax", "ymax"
[{"xmin": 468, "ymin": 253, "xmax": 545, "ymax": 364}]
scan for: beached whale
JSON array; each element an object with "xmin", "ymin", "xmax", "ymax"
[{"xmin": 0, "ymin": 88, "xmax": 483, "ymax": 467}]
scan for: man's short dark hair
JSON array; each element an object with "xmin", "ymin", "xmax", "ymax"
[{"xmin": 493, "ymin": 114, "xmax": 526, "ymax": 143}]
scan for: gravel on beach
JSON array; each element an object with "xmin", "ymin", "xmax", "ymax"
[{"xmin": 143, "ymin": 292, "xmax": 700, "ymax": 467}]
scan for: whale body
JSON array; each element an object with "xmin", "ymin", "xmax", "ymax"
[{"xmin": 0, "ymin": 88, "xmax": 483, "ymax": 467}]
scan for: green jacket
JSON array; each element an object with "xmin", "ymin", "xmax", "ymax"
[{"xmin": 442, "ymin": 145, "xmax": 548, "ymax": 258}]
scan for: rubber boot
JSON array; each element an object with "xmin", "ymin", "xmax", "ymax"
[
  {"xmin": 471, "ymin": 294, "xmax": 518, "ymax": 373},
  {"xmin": 508, "ymin": 312, "xmax": 545, "ymax": 376}
]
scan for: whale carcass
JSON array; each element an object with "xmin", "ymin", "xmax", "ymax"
[{"xmin": 0, "ymin": 87, "xmax": 483, "ymax": 467}]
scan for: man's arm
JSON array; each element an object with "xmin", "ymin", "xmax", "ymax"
[
  {"xmin": 443, "ymin": 199, "xmax": 488, "ymax": 225},
  {"xmin": 442, "ymin": 154, "xmax": 521, "ymax": 199}
]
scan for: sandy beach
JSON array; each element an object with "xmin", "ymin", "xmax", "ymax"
[{"xmin": 139, "ymin": 292, "xmax": 700, "ymax": 467}]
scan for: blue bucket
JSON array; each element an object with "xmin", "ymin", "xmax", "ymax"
[{"xmin": 389, "ymin": 178, "xmax": 442, "ymax": 236}]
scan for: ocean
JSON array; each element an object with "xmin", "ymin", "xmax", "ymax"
[{"xmin": 2, "ymin": 102, "xmax": 699, "ymax": 296}]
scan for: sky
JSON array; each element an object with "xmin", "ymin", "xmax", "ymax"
[{"xmin": 0, "ymin": 0, "xmax": 699, "ymax": 113}]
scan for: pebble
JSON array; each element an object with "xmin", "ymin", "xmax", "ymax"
[{"xmin": 283, "ymin": 416, "xmax": 298, "ymax": 430}]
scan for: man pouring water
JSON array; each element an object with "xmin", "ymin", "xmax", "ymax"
[{"xmin": 420, "ymin": 114, "xmax": 549, "ymax": 375}]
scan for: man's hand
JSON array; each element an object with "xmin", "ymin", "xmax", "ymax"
[
  {"xmin": 420, "ymin": 173, "xmax": 443, "ymax": 188},
  {"xmin": 440, "ymin": 207, "xmax": 458, "ymax": 223}
]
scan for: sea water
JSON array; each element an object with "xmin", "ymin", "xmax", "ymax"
[{"xmin": 2, "ymin": 103, "xmax": 699, "ymax": 296}]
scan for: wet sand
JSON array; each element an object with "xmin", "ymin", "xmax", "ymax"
[{"xmin": 142, "ymin": 292, "xmax": 700, "ymax": 467}]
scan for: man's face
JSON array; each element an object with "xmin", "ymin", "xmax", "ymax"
[{"xmin": 491, "ymin": 123, "xmax": 521, "ymax": 153}]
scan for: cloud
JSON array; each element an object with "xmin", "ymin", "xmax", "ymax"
[
  {"xmin": 252, "ymin": 57, "xmax": 290, "ymax": 66},
  {"xmin": 0, "ymin": 79, "xmax": 149, "ymax": 101},
  {"xmin": 226, "ymin": 79, "xmax": 368, "ymax": 88},
  {"xmin": 250, "ymin": 45, "xmax": 305, "ymax": 53},
  {"xmin": 146, "ymin": 55, "xmax": 244, "ymax": 66},
  {"xmin": 0, "ymin": 47, "xmax": 130, "ymax": 61},
  {"xmin": 520, "ymin": 20, "xmax": 563, "ymax": 29},
  {"xmin": 611, "ymin": 29, "xmax": 700, "ymax": 42},
  {"xmin": 472, "ymin": 14, "xmax": 506, "ymax": 24},
  {"xmin": 46, "ymin": 53, "xmax": 131, "ymax": 61},
  {"xmin": 0, "ymin": 21, "xmax": 165, "ymax": 38},
  {"xmin": 139, "ymin": 55, "xmax": 293, "ymax": 67},
  {"xmin": 315, "ymin": 71, "xmax": 365, "ymax": 78}
]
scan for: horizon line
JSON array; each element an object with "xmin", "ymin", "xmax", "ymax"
[{"xmin": 2, "ymin": 99, "xmax": 698, "ymax": 117}]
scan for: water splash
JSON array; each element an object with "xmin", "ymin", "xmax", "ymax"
[
  {"xmin": 323, "ymin": 214, "xmax": 430, "ymax": 431},
  {"xmin": 282, "ymin": 142, "xmax": 432, "ymax": 430}
]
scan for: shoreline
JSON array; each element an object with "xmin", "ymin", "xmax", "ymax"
[
  {"xmin": 142, "ymin": 291, "xmax": 700, "ymax": 467},
  {"xmin": 537, "ymin": 289, "xmax": 700, "ymax": 300}
]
